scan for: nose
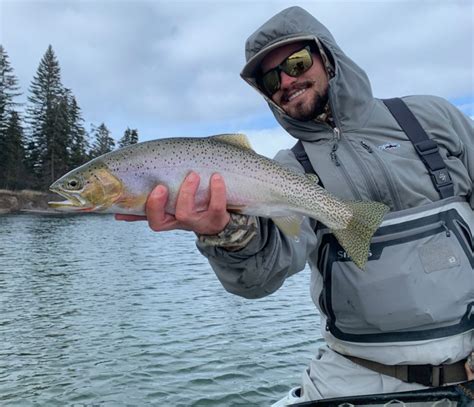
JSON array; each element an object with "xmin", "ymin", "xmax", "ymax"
[{"xmin": 279, "ymin": 71, "xmax": 297, "ymax": 89}]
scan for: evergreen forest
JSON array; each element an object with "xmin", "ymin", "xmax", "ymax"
[{"xmin": 0, "ymin": 45, "xmax": 139, "ymax": 191}]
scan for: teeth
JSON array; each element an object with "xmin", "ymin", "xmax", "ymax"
[{"xmin": 288, "ymin": 88, "xmax": 306, "ymax": 101}]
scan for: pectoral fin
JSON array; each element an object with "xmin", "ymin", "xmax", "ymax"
[{"xmin": 116, "ymin": 192, "xmax": 148, "ymax": 209}]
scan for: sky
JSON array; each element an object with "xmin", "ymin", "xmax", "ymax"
[{"xmin": 0, "ymin": 0, "xmax": 473, "ymax": 158}]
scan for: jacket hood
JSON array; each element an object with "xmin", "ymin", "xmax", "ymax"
[{"xmin": 241, "ymin": 6, "xmax": 375, "ymax": 141}]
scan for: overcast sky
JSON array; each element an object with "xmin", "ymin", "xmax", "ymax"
[{"xmin": 1, "ymin": 0, "xmax": 472, "ymax": 158}]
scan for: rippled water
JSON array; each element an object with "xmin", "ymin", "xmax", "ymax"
[{"xmin": 0, "ymin": 214, "xmax": 323, "ymax": 406}]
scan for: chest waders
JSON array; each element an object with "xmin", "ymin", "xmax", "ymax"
[{"xmin": 291, "ymin": 98, "xmax": 474, "ymax": 387}]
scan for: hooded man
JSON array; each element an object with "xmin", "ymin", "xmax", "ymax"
[{"xmin": 117, "ymin": 6, "xmax": 473, "ymax": 402}]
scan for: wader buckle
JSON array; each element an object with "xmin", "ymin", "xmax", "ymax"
[
  {"xmin": 407, "ymin": 365, "xmax": 444, "ymax": 387},
  {"xmin": 413, "ymin": 139, "xmax": 454, "ymax": 196},
  {"xmin": 414, "ymin": 139, "xmax": 439, "ymax": 156}
]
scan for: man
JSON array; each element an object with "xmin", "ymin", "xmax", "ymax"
[{"xmin": 117, "ymin": 6, "xmax": 473, "ymax": 401}]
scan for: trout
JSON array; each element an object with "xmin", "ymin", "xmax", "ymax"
[{"xmin": 49, "ymin": 134, "xmax": 388, "ymax": 269}]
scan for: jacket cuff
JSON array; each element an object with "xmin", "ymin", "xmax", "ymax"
[{"xmin": 197, "ymin": 213, "xmax": 258, "ymax": 251}]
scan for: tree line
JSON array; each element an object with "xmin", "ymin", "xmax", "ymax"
[{"xmin": 0, "ymin": 44, "xmax": 139, "ymax": 191}]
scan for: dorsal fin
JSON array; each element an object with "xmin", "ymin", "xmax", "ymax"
[{"xmin": 211, "ymin": 133, "xmax": 253, "ymax": 150}]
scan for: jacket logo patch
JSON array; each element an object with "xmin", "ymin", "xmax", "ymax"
[{"xmin": 378, "ymin": 142, "xmax": 400, "ymax": 151}]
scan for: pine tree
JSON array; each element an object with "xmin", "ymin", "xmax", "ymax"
[
  {"xmin": 0, "ymin": 45, "xmax": 23, "ymax": 188},
  {"xmin": 0, "ymin": 45, "xmax": 21, "ymax": 133},
  {"xmin": 65, "ymin": 91, "xmax": 89, "ymax": 168},
  {"xmin": 53, "ymin": 90, "xmax": 73, "ymax": 171},
  {"xmin": 1, "ymin": 111, "xmax": 26, "ymax": 190},
  {"xmin": 118, "ymin": 127, "xmax": 139, "ymax": 148},
  {"xmin": 89, "ymin": 123, "xmax": 115, "ymax": 158},
  {"xmin": 26, "ymin": 45, "xmax": 70, "ymax": 188}
]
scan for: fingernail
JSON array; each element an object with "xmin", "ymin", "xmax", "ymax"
[
  {"xmin": 212, "ymin": 173, "xmax": 222, "ymax": 182},
  {"xmin": 187, "ymin": 172, "xmax": 198, "ymax": 182},
  {"xmin": 153, "ymin": 185, "xmax": 166, "ymax": 197}
]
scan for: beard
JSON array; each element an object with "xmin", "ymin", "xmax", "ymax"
[{"xmin": 281, "ymin": 81, "xmax": 329, "ymax": 122}]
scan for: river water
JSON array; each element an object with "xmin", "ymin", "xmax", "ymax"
[{"xmin": 0, "ymin": 213, "xmax": 323, "ymax": 406}]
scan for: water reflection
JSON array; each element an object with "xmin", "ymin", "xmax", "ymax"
[{"xmin": 0, "ymin": 214, "xmax": 322, "ymax": 406}]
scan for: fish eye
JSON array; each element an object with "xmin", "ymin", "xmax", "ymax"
[{"xmin": 65, "ymin": 177, "xmax": 83, "ymax": 190}]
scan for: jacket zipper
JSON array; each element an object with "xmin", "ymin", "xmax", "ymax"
[
  {"xmin": 329, "ymin": 127, "xmax": 363, "ymax": 200},
  {"xmin": 327, "ymin": 98, "xmax": 381, "ymax": 202},
  {"xmin": 360, "ymin": 141, "xmax": 403, "ymax": 210},
  {"xmin": 330, "ymin": 124, "xmax": 382, "ymax": 201},
  {"xmin": 371, "ymin": 220, "xmax": 451, "ymax": 244},
  {"xmin": 344, "ymin": 138, "xmax": 384, "ymax": 202}
]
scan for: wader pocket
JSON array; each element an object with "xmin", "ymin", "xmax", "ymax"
[
  {"xmin": 317, "ymin": 198, "xmax": 474, "ymax": 343},
  {"xmin": 418, "ymin": 238, "xmax": 460, "ymax": 273}
]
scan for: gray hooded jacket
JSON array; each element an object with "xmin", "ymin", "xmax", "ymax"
[{"xmin": 197, "ymin": 7, "xmax": 473, "ymax": 364}]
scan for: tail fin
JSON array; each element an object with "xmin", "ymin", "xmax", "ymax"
[{"xmin": 332, "ymin": 201, "xmax": 389, "ymax": 270}]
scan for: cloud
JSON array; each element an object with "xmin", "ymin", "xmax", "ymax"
[
  {"xmin": 455, "ymin": 102, "xmax": 474, "ymax": 118},
  {"xmin": 243, "ymin": 126, "xmax": 296, "ymax": 159},
  {"xmin": 1, "ymin": 0, "xmax": 472, "ymax": 142}
]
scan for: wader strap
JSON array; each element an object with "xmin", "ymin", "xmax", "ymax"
[
  {"xmin": 292, "ymin": 140, "xmax": 316, "ymax": 175},
  {"xmin": 383, "ymin": 98, "xmax": 454, "ymax": 199},
  {"xmin": 291, "ymin": 140, "xmax": 324, "ymax": 187},
  {"xmin": 342, "ymin": 353, "xmax": 468, "ymax": 387}
]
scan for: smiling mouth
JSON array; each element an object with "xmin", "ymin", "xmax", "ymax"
[
  {"xmin": 282, "ymin": 85, "xmax": 310, "ymax": 104},
  {"xmin": 288, "ymin": 88, "xmax": 307, "ymax": 101}
]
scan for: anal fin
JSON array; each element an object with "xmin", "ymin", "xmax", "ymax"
[{"xmin": 272, "ymin": 215, "xmax": 304, "ymax": 239}]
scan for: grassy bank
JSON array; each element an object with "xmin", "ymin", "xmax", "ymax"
[{"xmin": 0, "ymin": 189, "xmax": 56, "ymax": 214}]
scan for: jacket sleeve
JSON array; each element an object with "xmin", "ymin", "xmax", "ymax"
[
  {"xmin": 445, "ymin": 102, "xmax": 474, "ymax": 208},
  {"xmin": 196, "ymin": 148, "xmax": 318, "ymax": 299}
]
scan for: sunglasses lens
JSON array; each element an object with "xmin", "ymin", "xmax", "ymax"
[
  {"xmin": 260, "ymin": 47, "xmax": 314, "ymax": 96},
  {"xmin": 284, "ymin": 48, "xmax": 313, "ymax": 77},
  {"xmin": 262, "ymin": 70, "xmax": 281, "ymax": 96}
]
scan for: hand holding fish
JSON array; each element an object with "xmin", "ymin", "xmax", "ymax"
[{"xmin": 115, "ymin": 171, "xmax": 231, "ymax": 235}]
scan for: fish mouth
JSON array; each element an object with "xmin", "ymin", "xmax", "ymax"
[{"xmin": 48, "ymin": 187, "xmax": 94, "ymax": 212}]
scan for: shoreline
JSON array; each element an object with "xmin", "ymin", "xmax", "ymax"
[{"xmin": 0, "ymin": 189, "xmax": 57, "ymax": 214}]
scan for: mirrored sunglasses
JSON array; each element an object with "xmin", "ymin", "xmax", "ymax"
[{"xmin": 259, "ymin": 45, "xmax": 314, "ymax": 96}]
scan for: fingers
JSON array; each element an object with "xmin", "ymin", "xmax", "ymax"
[
  {"xmin": 208, "ymin": 174, "xmax": 227, "ymax": 214},
  {"xmin": 147, "ymin": 185, "xmax": 170, "ymax": 223},
  {"xmin": 146, "ymin": 185, "xmax": 179, "ymax": 231},
  {"xmin": 175, "ymin": 172, "xmax": 200, "ymax": 221},
  {"xmin": 172, "ymin": 172, "xmax": 230, "ymax": 234},
  {"xmin": 204, "ymin": 173, "xmax": 231, "ymax": 233},
  {"xmin": 114, "ymin": 186, "xmax": 175, "ymax": 229},
  {"xmin": 116, "ymin": 172, "xmax": 230, "ymax": 235}
]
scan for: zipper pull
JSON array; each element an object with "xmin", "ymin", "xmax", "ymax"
[
  {"xmin": 360, "ymin": 141, "xmax": 373, "ymax": 153},
  {"xmin": 330, "ymin": 127, "xmax": 341, "ymax": 166},
  {"xmin": 441, "ymin": 221, "xmax": 451, "ymax": 237}
]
